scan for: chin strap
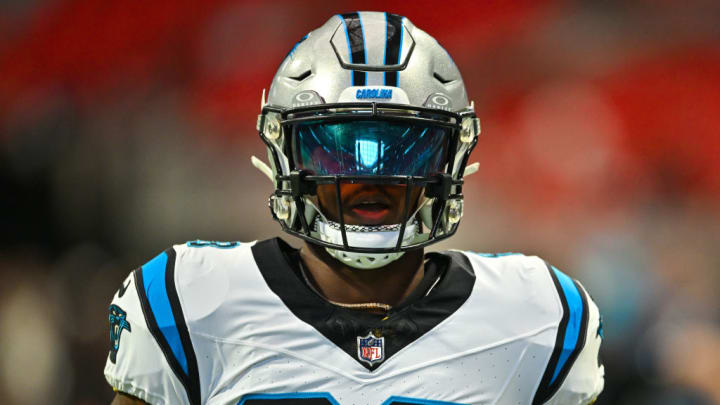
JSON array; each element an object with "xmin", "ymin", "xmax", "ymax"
[{"xmin": 314, "ymin": 217, "xmax": 419, "ymax": 270}]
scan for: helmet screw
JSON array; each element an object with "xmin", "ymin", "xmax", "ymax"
[
  {"xmin": 271, "ymin": 195, "xmax": 291, "ymax": 220},
  {"xmin": 460, "ymin": 118, "xmax": 480, "ymax": 143},
  {"xmin": 264, "ymin": 115, "xmax": 281, "ymax": 140},
  {"xmin": 448, "ymin": 199, "xmax": 464, "ymax": 224}
]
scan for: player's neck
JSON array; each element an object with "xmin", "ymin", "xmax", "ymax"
[{"xmin": 299, "ymin": 242, "xmax": 425, "ymax": 309}]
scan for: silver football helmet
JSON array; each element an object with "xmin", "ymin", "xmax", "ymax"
[{"xmin": 253, "ymin": 12, "xmax": 480, "ymax": 269}]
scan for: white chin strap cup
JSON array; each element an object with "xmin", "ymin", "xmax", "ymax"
[{"xmin": 315, "ymin": 219, "xmax": 418, "ymax": 270}]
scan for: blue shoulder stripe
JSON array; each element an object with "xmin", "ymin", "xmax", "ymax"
[
  {"xmin": 140, "ymin": 251, "xmax": 188, "ymax": 373},
  {"xmin": 134, "ymin": 248, "xmax": 201, "ymax": 405},
  {"xmin": 550, "ymin": 267, "xmax": 584, "ymax": 383},
  {"xmin": 532, "ymin": 263, "xmax": 589, "ymax": 404}
]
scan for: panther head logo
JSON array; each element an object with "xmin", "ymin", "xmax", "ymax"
[{"xmin": 108, "ymin": 304, "xmax": 131, "ymax": 363}]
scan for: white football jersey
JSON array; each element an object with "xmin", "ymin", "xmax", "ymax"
[{"xmin": 105, "ymin": 238, "xmax": 604, "ymax": 405}]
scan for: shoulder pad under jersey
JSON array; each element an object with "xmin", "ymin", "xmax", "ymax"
[{"xmin": 104, "ymin": 247, "xmax": 199, "ymax": 405}]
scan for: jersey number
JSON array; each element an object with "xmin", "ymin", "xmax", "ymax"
[{"xmin": 239, "ymin": 393, "xmax": 461, "ymax": 405}]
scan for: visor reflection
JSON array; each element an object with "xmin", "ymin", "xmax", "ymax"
[{"xmin": 292, "ymin": 120, "xmax": 450, "ymax": 176}]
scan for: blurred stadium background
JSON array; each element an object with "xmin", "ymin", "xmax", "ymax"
[{"xmin": 1, "ymin": 0, "xmax": 719, "ymax": 404}]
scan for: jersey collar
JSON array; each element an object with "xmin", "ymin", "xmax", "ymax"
[{"xmin": 251, "ymin": 238, "xmax": 476, "ymax": 371}]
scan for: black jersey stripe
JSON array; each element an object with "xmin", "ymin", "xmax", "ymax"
[
  {"xmin": 134, "ymin": 248, "xmax": 201, "ymax": 405},
  {"xmin": 558, "ymin": 281, "xmax": 590, "ymax": 382},
  {"xmin": 384, "ymin": 13, "xmax": 403, "ymax": 86},
  {"xmin": 532, "ymin": 263, "xmax": 569, "ymax": 404},
  {"xmin": 533, "ymin": 263, "xmax": 590, "ymax": 404},
  {"xmin": 164, "ymin": 248, "xmax": 202, "ymax": 405},
  {"xmin": 340, "ymin": 12, "xmax": 366, "ymax": 86}
]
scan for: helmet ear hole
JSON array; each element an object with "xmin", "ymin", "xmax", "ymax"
[
  {"xmin": 433, "ymin": 72, "xmax": 453, "ymax": 85},
  {"xmin": 289, "ymin": 70, "xmax": 312, "ymax": 82}
]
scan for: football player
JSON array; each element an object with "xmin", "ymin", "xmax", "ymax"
[{"xmin": 106, "ymin": 12, "xmax": 604, "ymax": 405}]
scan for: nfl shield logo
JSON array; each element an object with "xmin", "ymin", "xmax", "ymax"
[{"xmin": 357, "ymin": 332, "xmax": 385, "ymax": 365}]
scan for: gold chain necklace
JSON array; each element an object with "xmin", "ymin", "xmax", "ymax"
[{"xmin": 297, "ymin": 261, "xmax": 393, "ymax": 313}]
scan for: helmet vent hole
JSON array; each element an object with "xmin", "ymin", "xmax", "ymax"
[
  {"xmin": 433, "ymin": 72, "xmax": 453, "ymax": 85},
  {"xmin": 289, "ymin": 70, "xmax": 312, "ymax": 82}
]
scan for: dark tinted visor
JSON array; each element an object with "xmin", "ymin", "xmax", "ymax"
[{"xmin": 291, "ymin": 120, "xmax": 451, "ymax": 176}]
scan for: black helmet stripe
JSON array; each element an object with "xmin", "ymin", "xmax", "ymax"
[
  {"xmin": 384, "ymin": 13, "xmax": 404, "ymax": 86},
  {"xmin": 340, "ymin": 12, "xmax": 367, "ymax": 86}
]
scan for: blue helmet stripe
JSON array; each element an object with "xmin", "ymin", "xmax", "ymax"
[
  {"xmin": 339, "ymin": 12, "xmax": 367, "ymax": 86},
  {"xmin": 358, "ymin": 12, "xmax": 368, "ymax": 70},
  {"xmin": 397, "ymin": 17, "xmax": 404, "ymax": 86},
  {"xmin": 338, "ymin": 14, "xmax": 353, "ymax": 86},
  {"xmin": 383, "ymin": 12, "xmax": 388, "ymax": 85},
  {"xmin": 384, "ymin": 13, "xmax": 403, "ymax": 86}
]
